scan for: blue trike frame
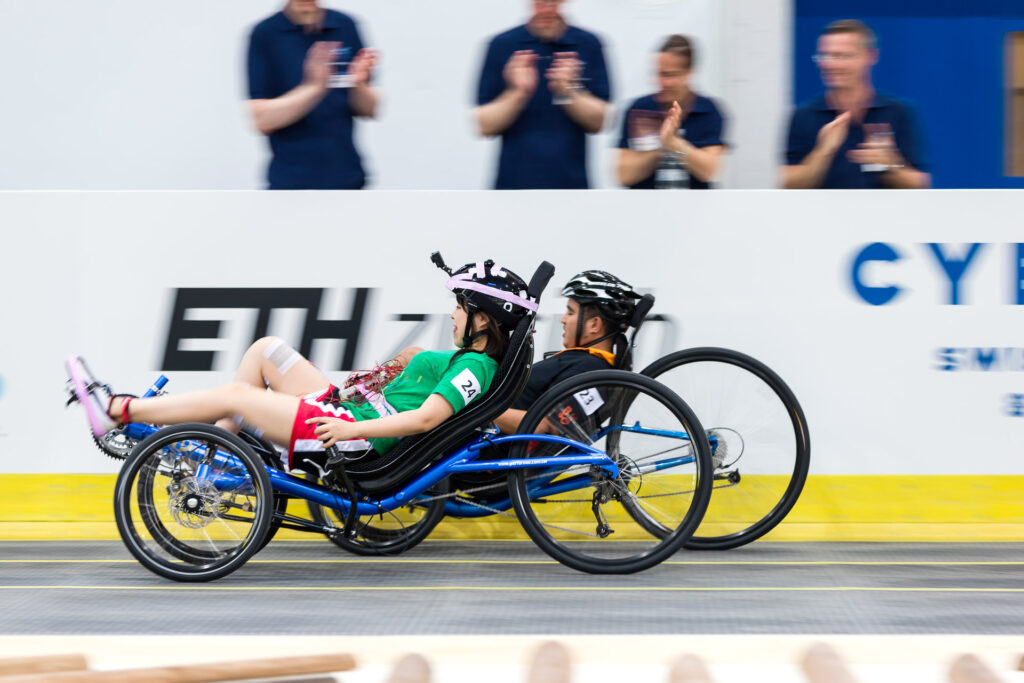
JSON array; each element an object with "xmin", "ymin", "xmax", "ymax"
[{"xmin": 124, "ymin": 374, "xmax": 702, "ymax": 525}]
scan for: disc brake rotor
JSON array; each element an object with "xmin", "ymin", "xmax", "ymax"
[{"xmin": 167, "ymin": 476, "xmax": 221, "ymax": 529}]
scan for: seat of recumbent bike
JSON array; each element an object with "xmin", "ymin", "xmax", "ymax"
[{"xmin": 341, "ymin": 261, "xmax": 554, "ymax": 496}]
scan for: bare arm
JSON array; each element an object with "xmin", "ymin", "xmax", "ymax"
[
  {"xmin": 248, "ymin": 41, "xmax": 335, "ymax": 136},
  {"xmin": 617, "ymin": 148, "xmax": 660, "ymax": 187},
  {"xmin": 308, "ymin": 394, "xmax": 454, "ymax": 447},
  {"xmin": 546, "ymin": 52, "xmax": 607, "ymax": 134},
  {"xmin": 346, "ymin": 48, "xmax": 379, "ymax": 119},
  {"xmin": 781, "ymin": 111, "xmax": 850, "ymax": 189},
  {"xmin": 475, "ymin": 50, "xmax": 537, "ymax": 137},
  {"xmin": 846, "ymin": 136, "xmax": 931, "ymax": 189},
  {"xmin": 655, "ymin": 101, "xmax": 726, "ymax": 183},
  {"xmin": 880, "ymin": 166, "xmax": 931, "ymax": 189},
  {"xmin": 249, "ymin": 84, "xmax": 327, "ymax": 136},
  {"xmin": 494, "ymin": 408, "xmax": 527, "ymax": 434},
  {"xmin": 475, "ymin": 88, "xmax": 532, "ymax": 137},
  {"xmin": 781, "ymin": 146, "xmax": 839, "ymax": 189},
  {"xmin": 558, "ymin": 90, "xmax": 608, "ymax": 134}
]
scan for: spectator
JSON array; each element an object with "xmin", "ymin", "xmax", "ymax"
[
  {"xmin": 617, "ymin": 35, "xmax": 728, "ymax": 189},
  {"xmin": 475, "ymin": 0, "xmax": 611, "ymax": 189},
  {"xmin": 247, "ymin": 0, "xmax": 378, "ymax": 190},
  {"xmin": 782, "ymin": 19, "xmax": 929, "ymax": 189}
]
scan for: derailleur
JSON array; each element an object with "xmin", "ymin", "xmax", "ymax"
[{"xmin": 591, "ymin": 485, "xmax": 614, "ymax": 538}]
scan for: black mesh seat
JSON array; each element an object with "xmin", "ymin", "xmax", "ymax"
[
  {"xmin": 612, "ymin": 293, "xmax": 655, "ymax": 370},
  {"xmin": 342, "ymin": 261, "xmax": 554, "ymax": 496},
  {"xmin": 444, "ymin": 293, "xmax": 658, "ymax": 494}
]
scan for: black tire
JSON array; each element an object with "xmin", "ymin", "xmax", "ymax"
[
  {"xmin": 236, "ymin": 430, "xmax": 288, "ymax": 550},
  {"xmin": 261, "ymin": 494, "xmax": 289, "ymax": 549},
  {"xmin": 114, "ymin": 423, "xmax": 273, "ymax": 582},
  {"xmin": 509, "ymin": 370, "xmax": 713, "ymax": 574},
  {"xmin": 640, "ymin": 348, "xmax": 811, "ymax": 550},
  {"xmin": 306, "ymin": 477, "xmax": 448, "ymax": 556}
]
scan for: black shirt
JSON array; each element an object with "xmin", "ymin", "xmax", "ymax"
[{"xmin": 513, "ymin": 349, "xmax": 612, "ymax": 410}]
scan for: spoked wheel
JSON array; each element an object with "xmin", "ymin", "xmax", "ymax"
[
  {"xmin": 641, "ymin": 348, "xmax": 810, "ymax": 550},
  {"xmin": 306, "ymin": 478, "xmax": 448, "ymax": 556},
  {"xmin": 114, "ymin": 423, "xmax": 273, "ymax": 582},
  {"xmin": 509, "ymin": 370, "xmax": 713, "ymax": 574},
  {"xmin": 236, "ymin": 430, "xmax": 289, "ymax": 550}
]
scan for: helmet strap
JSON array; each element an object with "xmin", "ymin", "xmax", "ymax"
[
  {"xmin": 577, "ymin": 329, "xmax": 618, "ymax": 350},
  {"xmin": 458, "ymin": 311, "xmax": 489, "ymax": 349},
  {"xmin": 574, "ymin": 305, "xmax": 615, "ymax": 350},
  {"xmin": 573, "ymin": 312, "xmax": 585, "ymax": 348}
]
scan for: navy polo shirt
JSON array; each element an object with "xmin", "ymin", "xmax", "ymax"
[
  {"xmin": 247, "ymin": 10, "xmax": 367, "ymax": 190},
  {"xmin": 784, "ymin": 94, "xmax": 928, "ymax": 189},
  {"xmin": 476, "ymin": 24, "xmax": 611, "ymax": 190},
  {"xmin": 616, "ymin": 93, "xmax": 727, "ymax": 189}
]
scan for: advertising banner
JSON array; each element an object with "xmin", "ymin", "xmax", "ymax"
[{"xmin": 0, "ymin": 190, "xmax": 1021, "ymax": 539}]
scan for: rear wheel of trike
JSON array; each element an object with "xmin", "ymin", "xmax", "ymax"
[
  {"xmin": 641, "ymin": 348, "xmax": 811, "ymax": 550},
  {"xmin": 114, "ymin": 423, "xmax": 273, "ymax": 582},
  {"xmin": 306, "ymin": 478, "xmax": 448, "ymax": 556},
  {"xmin": 509, "ymin": 370, "xmax": 713, "ymax": 574}
]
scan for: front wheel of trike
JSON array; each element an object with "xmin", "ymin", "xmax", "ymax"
[
  {"xmin": 508, "ymin": 370, "xmax": 714, "ymax": 574},
  {"xmin": 114, "ymin": 423, "xmax": 274, "ymax": 582}
]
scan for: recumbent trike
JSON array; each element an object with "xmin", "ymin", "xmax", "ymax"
[{"xmin": 71, "ymin": 260, "xmax": 809, "ymax": 582}]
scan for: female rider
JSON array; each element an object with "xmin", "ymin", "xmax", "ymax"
[{"xmin": 65, "ymin": 258, "xmax": 535, "ymax": 468}]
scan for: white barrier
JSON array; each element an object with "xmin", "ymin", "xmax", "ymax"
[{"xmin": 2, "ymin": 190, "xmax": 1023, "ymax": 477}]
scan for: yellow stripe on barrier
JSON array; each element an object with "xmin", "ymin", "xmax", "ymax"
[{"xmin": 1, "ymin": 474, "xmax": 1022, "ymax": 541}]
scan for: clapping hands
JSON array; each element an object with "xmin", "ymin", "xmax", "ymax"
[
  {"xmin": 659, "ymin": 100, "xmax": 684, "ymax": 151},
  {"xmin": 546, "ymin": 51, "xmax": 581, "ymax": 99},
  {"xmin": 504, "ymin": 50, "xmax": 539, "ymax": 96}
]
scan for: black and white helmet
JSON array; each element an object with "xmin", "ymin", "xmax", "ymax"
[
  {"xmin": 561, "ymin": 270, "xmax": 642, "ymax": 329},
  {"xmin": 439, "ymin": 257, "xmax": 537, "ymax": 328}
]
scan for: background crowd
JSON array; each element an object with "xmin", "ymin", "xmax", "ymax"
[{"xmin": 249, "ymin": 0, "xmax": 928, "ymax": 191}]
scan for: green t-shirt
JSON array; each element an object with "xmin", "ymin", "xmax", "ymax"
[{"xmin": 345, "ymin": 350, "xmax": 498, "ymax": 454}]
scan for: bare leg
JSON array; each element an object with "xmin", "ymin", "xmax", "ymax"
[
  {"xmin": 113, "ymin": 383, "xmax": 300, "ymax": 447},
  {"xmin": 215, "ymin": 337, "xmax": 330, "ymax": 432}
]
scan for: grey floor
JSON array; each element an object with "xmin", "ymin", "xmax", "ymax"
[{"xmin": 0, "ymin": 541, "xmax": 1021, "ymax": 635}]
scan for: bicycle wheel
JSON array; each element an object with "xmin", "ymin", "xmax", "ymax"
[
  {"xmin": 133, "ymin": 430, "xmax": 286, "ymax": 559},
  {"xmin": 509, "ymin": 370, "xmax": 713, "ymax": 574},
  {"xmin": 236, "ymin": 430, "xmax": 288, "ymax": 549},
  {"xmin": 641, "ymin": 348, "xmax": 810, "ymax": 550},
  {"xmin": 114, "ymin": 423, "xmax": 273, "ymax": 581},
  {"xmin": 306, "ymin": 477, "xmax": 448, "ymax": 556}
]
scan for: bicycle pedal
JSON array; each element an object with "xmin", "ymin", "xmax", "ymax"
[{"xmin": 65, "ymin": 380, "xmax": 80, "ymax": 407}]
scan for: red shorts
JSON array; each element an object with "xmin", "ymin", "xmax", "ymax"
[{"xmin": 288, "ymin": 385, "xmax": 372, "ymax": 468}]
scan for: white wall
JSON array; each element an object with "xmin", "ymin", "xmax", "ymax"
[
  {"xmin": 0, "ymin": 0, "xmax": 788, "ymax": 190},
  {"xmin": 3, "ymin": 190, "xmax": 1023, "ymax": 475}
]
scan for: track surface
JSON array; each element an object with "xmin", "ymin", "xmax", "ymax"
[{"xmin": 1, "ymin": 541, "xmax": 1022, "ymax": 635}]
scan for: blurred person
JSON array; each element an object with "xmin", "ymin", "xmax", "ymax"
[
  {"xmin": 475, "ymin": 0, "xmax": 611, "ymax": 189},
  {"xmin": 247, "ymin": 0, "xmax": 378, "ymax": 190},
  {"xmin": 617, "ymin": 35, "xmax": 728, "ymax": 189},
  {"xmin": 782, "ymin": 19, "xmax": 929, "ymax": 189}
]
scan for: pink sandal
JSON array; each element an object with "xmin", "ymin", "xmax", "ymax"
[{"xmin": 65, "ymin": 355, "xmax": 126, "ymax": 438}]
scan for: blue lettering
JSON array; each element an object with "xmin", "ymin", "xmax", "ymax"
[
  {"xmin": 973, "ymin": 348, "xmax": 998, "ymax": 371},
  {"xmin": 1005, "ymin": 394, "xmax": 1024, "ymax": 417},
  {"xmin": 926, "ymin": 243, "xmax": 984, "ymax": 305},
  {"xmin": 934, "ymin": 348, "xmax": 960, "ymax": 371},
  {"xmin": 1016, "ymin": 243, "xmax": 1024, "ymax": 305},
  {"xmin": 851, "ymin": 242, "xmax": 902, "ymax": 306}
]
